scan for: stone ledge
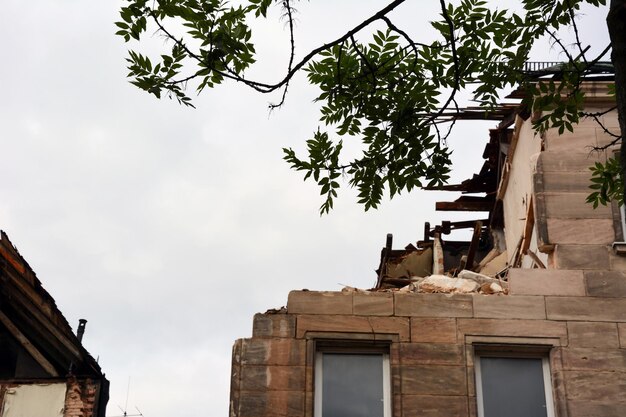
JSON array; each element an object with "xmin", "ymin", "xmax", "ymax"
[
  {"xmin": 287, "ymin": 291, "xmax": 352, "ymax": 315},
  {"xmin": 508, "ymin": 269, "xmax": 585, "ymax": 296}
]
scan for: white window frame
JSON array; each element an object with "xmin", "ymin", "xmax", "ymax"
[
  {"xmin": 314, "ymin": 350, "xmax": 391, "ymax": 417},
  {"xmin": 475, "ymin": 353, "xmax": 555, "ymax": 417}
]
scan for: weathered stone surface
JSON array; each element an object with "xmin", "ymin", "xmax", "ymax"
[
  {"xmin": 585, "ymin": 270, "xmax": 626, "ymax": 297},
  {"xmin": 353, "ymin": 292, "xmax": 393, "ymax": 316},
  {"xmin": 238, "ymin": 390, "xmax": 305, "ymax": 417},
  {"xmin": 540, "ymin": 172, "xmax": 593, "ymax": 193},
  {"xmin": 567, "ymin": 401, "xmax": 626, "ymax": 417},
  {"xmin": 401, "ymin": 395, "xmax": 468, "ymax": 417},
  {"xmin": 401, "ymin": 365, "xmax": 466, "ymax": 395},
  {"xmin": 542, "ymin": 193, "xmax": 612, "ymax": 219},
  {"xmin": 609, "ymin": 252, "xmax": 626, "ymax": 271},
  {"xmin": 399, "ymin": 343, "xmax": 464, "ymax": 365},
  {"xmin": 536, "ymin": 151, "xmax": 604, "ymax": 172},
  {"xmin": 395, "ymin": 293, "xmax": 473, "ymax": 317},
  {"xmin": 561, "ymin": 347, "xmax": 626, "ymax": 371},
  {"xmin": 387, "ymin": 248, "xmax": 433, "ymax": 279},
  {"xmin": 240, "ymin": 365, "xmax": 306, "ymax": 391},
  {"xmin": 508, "ymin": 269, "xmax": 585, "ymax": 296},
  {"xmin": 544, "ymin": 126, "xmax": 597, "ymax": 151},
  {"xmin": 296, "ymin": 314, "xmax": 410, "ymax": 341},
  {"xmin": 473, "ymin": 295, "xmax": 546, "ymax": 319},
  {"xmin": 564, "ymin": 371, "xmax": 626, "ymax": 401},
  {"xmin": 419, "ymin": 275, "xmax": 479, "ymax": 294},
  {"xmin": 253, "ymin": 313, "xmax": 296, "ymax": 338},
  {"xmin": 567, "ymin": 322, "xmax": 619, "ymax": 348},
  {"xmin": 619, "ymin": 323, "xmax": 626, "ymax": 348},
  {"xmin": 411, "ymin": 318, "xmax": 457, "ymax": 343},
  {"xmin": 547, "ymin": 218, "xmax": 614, "ymax": 245},
  {"xmin": 546, "ymin": 296, "xmax": 626, "ymax": 321},
  {"xmin": 287, "ymin": 291, "xmax": 352, "ymax": 315},
  {"xmin": 241, "ymin": 338, "xmax": 306, "ymax": 366},
  {"xmin": 554, "ymin": 245, "xmax": 610, "ymax": 270},
  {"xmin": 457, "ymin": 318, "xmax": 567, "ymax": 342}
]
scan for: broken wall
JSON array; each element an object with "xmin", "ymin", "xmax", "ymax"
[{"xmin": 230, "ymin": 290, "xmax": 626, "ymax": 417}]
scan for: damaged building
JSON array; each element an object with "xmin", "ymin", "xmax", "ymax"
[
  {"xmin": 229, "ymin": 65, "xmax": 626, "ymax": 417},
  {"xmin": 0, "ymin": 231, "xmax": 109, "ymax": 417}
]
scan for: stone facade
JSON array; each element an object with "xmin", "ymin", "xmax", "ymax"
[
  {"xmin": 229, "ymin": 82, "xmax": 625, "ymax": 417},
  {"xmin": 230, "ymin": 289, "xmax": 626, "ymax": 417}
]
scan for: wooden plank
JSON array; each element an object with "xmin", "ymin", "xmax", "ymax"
[
  {"xmin": 465, "ymin": 221, "xmax": 483, "ymax": 270},
  {"xmin": 435, "ymin": 201, "xmax": 494, "ymax": 212},
  {"xmin": 0, "ymin": 310, "xmax": 59, "ymax": 377}
]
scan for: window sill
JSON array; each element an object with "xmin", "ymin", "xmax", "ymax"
[{"xmin": 612, "ymin": 242, "xmax": 626, "ymax": 255}]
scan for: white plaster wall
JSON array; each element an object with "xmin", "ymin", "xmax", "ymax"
[
  {"xmin": 502, "ymin": 117, "xmax": 542, "ymax": 258},
  {"xmin": 2, "ymin": 383, "xmax": 66, "ymax": 417}
]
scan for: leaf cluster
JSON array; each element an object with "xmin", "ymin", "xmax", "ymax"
[
  {"xmin": 117, "ymin": 0, "xmax": 611, "ymax": 214},
  {"xmin": 587, "ymin": 156, "xmax": 623, "ymax": 208}
]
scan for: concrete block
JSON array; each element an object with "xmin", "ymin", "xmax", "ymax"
[
  {"xmin": 295, "ymin": 314, "xmax": 410, "ymax": 341},
  {"xmin": 401, "ymin": 395, "xmax": 468, "ymax": 417},
  {"xmin": 253, "ymin": 313, "xmax": 296, "ymax": 338},
  {"xmin": 508, "ymin": 269, "xmax": 585, "ymax": 296},
  {"xmin": 553, "ymin": 245, "xmax": 610, "ymax": 270},
  {"xmin": 411, "ymin": 318, "xmax": 457, "ymax": 343},
  {"xmin": 546, "ymin": 296, "xmax": 626, "ymax": 321},
  {"xmin": 399, "ymin": 343, "xmax": 464, "ymax": 366},
  {"xmin": 473, "ymin": 295, "xmax": 546, "ymax": 319},
  {"xmin": 585, "ymin": 270, "xmax": 626, "ymax": 297},
  {"xmin": 395, "ymin": 293, "xmax": 473, "ymax": 317},
  {"xmin": 561, "ymin": 347, "xmax": 626, "ymax": 371},
  {"xmin": 567, "ymin": 321, "xmax": 619, "ymax": 348},
  {"xmin": 287, "ymin": 291, "xmax": 352, "ymax": 315},
  {"xmin": 457, "ymin": 318, "xmax": 567, "ymax": 342},
  {"xmin": 547, "ymin": 218, "xmax": 614, "ymax": 245},
  {"xmin": 353, "ymin": 292, "xmax": 393, "ymax": 316},
  {"xmin": 401, "ymin": 365, "xmax": 466, "ymax": 395}
]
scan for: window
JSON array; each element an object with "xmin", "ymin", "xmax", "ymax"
[
  {"xmin": 475, "ymin": 348, "xmax": 555, "ymax": 417},
  {"xmin": 314, "ymin": 345, "xmax": 391, "ymax": 417}
]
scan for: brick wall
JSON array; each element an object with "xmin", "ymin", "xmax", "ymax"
[
  {"xmin": 230, "ymin": 290, "xmax": 626, "ymax": 417},
  {"xmin": 64, "ymin": 378, "xmax": 101, "ymax": 417}
]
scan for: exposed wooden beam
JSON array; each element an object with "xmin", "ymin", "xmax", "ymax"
[
  {"xmin": 0, "ymin": 310, "xmax": 59, "ymax": 377},
  {"xmin": 435, "ymin": 201, "xmax": 494, "ymax": 212}
]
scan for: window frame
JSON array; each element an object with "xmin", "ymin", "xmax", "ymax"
[
  {"xmin": 474, "ymin": 345, "xmax": 556, "ymax": 417},
  {"xmin": 313, "ymin": 341, "xmax": 391, "ymax": 417}
]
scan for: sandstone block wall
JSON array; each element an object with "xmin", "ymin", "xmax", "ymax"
[{"xmin": 230, "ymin": 290, "xmax": 626, "ymax": 417}]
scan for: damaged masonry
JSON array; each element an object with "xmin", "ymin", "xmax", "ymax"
[{"xmin": 229, "ymin": 64, "xmax": 626, "ymax": 417}]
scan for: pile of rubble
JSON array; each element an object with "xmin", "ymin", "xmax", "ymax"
[{"xmin": 369, "ymin": 235, "xmax": 510, "ymax": 295}]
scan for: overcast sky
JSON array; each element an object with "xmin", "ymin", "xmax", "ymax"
[{"xmin": 0, "ymin": 1, "xmax": 609, "ymax": 416}]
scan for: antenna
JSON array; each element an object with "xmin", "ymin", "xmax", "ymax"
[{"xmin": 107, "ymin": 377, "xmax": 144, "ymax": 417}]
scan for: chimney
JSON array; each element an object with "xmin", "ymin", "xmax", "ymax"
[{"xmin": 77, "ymin": 319, "xmax": 87, "ymax": 343}]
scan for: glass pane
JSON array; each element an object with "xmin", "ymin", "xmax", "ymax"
[
  {"xmin": 480, "ymin": 357, "xmax": 549, "ymax": 417},
  {"xmin": 321, "ymin": 353, "xmax": 384, "ymax": 417}
]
